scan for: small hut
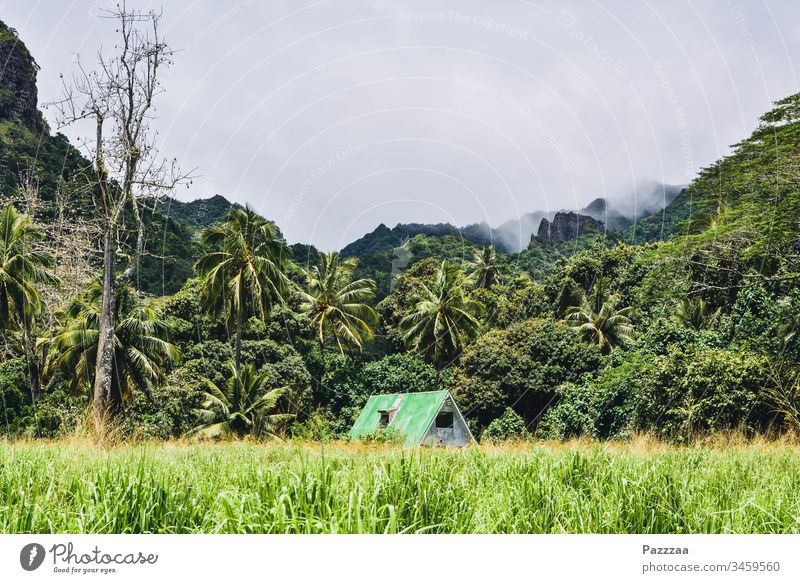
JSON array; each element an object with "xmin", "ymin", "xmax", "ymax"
[{"xmin": 349, "ymin": 390, "xmax": 474, "ymax": 447}]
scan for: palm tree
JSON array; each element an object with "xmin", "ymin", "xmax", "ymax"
[
  {"xmin": 195, "ymin": 207, "xmax": 290, "ymax": 372},
  {"xmin": 468, "ymin": 245, "xmax": 504, "ymax": 288},
  {"xmin": 189, "ymin": 362, "xmax": 292, "ymax": 439},
  {"xmin": 300, "ymin": 252, "xmax": 377, "ymax": 354},
  {"xmin": 400, "ymin": 260, "xmax": 483, "ymax": 366},
  {"xmin": 674, "ymin": 297, "xmax": 718, "ymax": 330},
  {"xmin": 563, "ymin": 278, "xmax": 634, "ymax": 354},
  {"xmin": 0, "ymin": 204, "xmax": 58, "ymax": 398},
  {"xmin": 47, "ymin": 282, "xmax": 179, "ymax": 409}
]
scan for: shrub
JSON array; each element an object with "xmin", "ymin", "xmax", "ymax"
[
  {"xmin": 473, "ymin": 274, "xmax": 549, "ymax": 329},
  {"xmin": 482, "ymin": 408, "xmax": 528, "ymax": 442},
  {"xmin": 359, "ymin": 427, "xmax": 404, "ymax": 444},
  {"xmin": 720, "ymin": 284, "xmax": 781, "ymax": 352},
  {"xmin": 21, "ymin": 385, "xmax": 85, "ymax": 439},
  {"xmin": 536, "ymin": 360, "xmax": 647, "ymax": 440},
  {"xmin": 634, "ymin": 318, "xmax": 723, "ymax": 356},
  {"xmin": 290, "ymin": 409, "xmax": 338, "ymax": 441},
  {"xmin": 162, "ymin": 278, "xmax": 222, "ymax": 345},
  {"xmin": 539, "ymin": 342, "xmax": 776, "ymax": 443},
  {"xmin": 448, "ymin": 318, "xmax": 604, "ymax": 428},
  {"xmin": 539, "ymin": 345, "xmax": 774, "ymax": 442},
  {"xmin": 262, "ymin": 354, "xmax": 313, "ymax": 416},
  {"xmin": 180, "ymin": 341, "xmax": 233, "ymax": 387},
  {"xmin": 537, "ymin": 382, "xmax": 601, "ymax": 439},
  {"xmin": 0, "ymin": 358, "xmax": 28, "ymax": 429},
  {"xmin": 241, "ymin": 339, "xmax": 313, "ymax": 414},
  {"xmin": 123, "ymin": 367, "xmax": 206, "ymax": 439},
  {"xmin": 636, "ymin": 346, "xmax": 772, "ymax": 442}
]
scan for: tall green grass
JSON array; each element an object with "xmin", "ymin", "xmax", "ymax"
[{"xmin": 1, "ymin": 442, "xmax": 799, "ymax": 533}]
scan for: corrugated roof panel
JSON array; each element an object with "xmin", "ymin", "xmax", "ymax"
[
  {"xmin": 349, "ymin": 393, "xmax": 399, "ymax": 440},
  {"xmin": 349, "ymin": 390, "xmax": 449, "ymax": 446}
]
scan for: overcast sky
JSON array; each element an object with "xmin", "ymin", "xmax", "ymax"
[{"xmin": 3, "ymin": 0, "xmax": 799, "ymax": 249}]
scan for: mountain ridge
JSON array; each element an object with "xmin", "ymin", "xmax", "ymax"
[{"xmin": 341, "ymin": 182, "xmax": 684, "ymax": 257}]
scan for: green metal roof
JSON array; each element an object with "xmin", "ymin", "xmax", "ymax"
[{"xmin": 349, "ymin": 390, "xmax": 450, "ymax": 446}]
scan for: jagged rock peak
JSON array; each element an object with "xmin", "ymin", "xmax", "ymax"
[{"xmin": 536, "ymin": 211, "xmax": 605, "ymax": 242}]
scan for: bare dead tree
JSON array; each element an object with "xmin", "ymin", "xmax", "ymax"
[
  {"xmin": 11, "ymin": 159, "xmax": 99, "ymax": 405},
  {"xmin": 17, "ymin": 166, "xmax": 41, "ymax": 217},
  {"xmin": 50, "ymin": 3, "xmax": 191, "ymax": 439},
  {"xmin": 49, "ymin": 180, "xmax": 99, "ymax": 304}
]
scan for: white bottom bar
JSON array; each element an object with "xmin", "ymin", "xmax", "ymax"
[{"xmin": 1, "ymin": 534, "xmax": 798, "ymax": 582}]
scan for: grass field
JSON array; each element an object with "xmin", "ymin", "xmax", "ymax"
[{"xmin": 1, "ymin": 440, "xmax": 799, "ymax": 534}]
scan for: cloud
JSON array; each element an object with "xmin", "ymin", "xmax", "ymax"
[{"xmin": 7, "ymin": 0, "xmax": 800, "ymax": 249}]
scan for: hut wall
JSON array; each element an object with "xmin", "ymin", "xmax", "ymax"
[{"xmin": 421, "ymin": 397, "xmax": 470, "ymax": 446}]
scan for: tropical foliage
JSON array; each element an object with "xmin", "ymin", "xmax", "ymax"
[
  {"xmin": 563, "ymin": 278, "xmax": 635, "ymax": 354},
  {"xmin": 47, "ymin": 282, "xmax": 179, "ymax": 408},
  {"xmin": 468, "ymin": 245, "xmax": 504, "ymax": 288},
  {"xmin": 399, "ymin": 260, "xmax": 484, "ymax": 366},
  {"xmin": 190, "ymin": 362, "xmax": 290, "ymax": 439},
  {"xmin": 0, "ymin": 204, "xmax": 57, "ymax": 331},
  {"xmin": 195, "ymin": 206, "xmax": 290, "ymax": 371},
  {"xmin": 300, "ymin": 252, "xmax": 377, "ymax": 354}
]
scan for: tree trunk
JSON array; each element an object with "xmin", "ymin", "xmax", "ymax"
[
  {"xmin": 92, "ymin": 226, "xmax": 117, "ymax": 439},
  {"xmin": 22, "ymin": 330, "xmax": 41, "ymax": 403},
  {"xmin": 234, "ymin": 307, "xmax": 243, "ymax": 374}
]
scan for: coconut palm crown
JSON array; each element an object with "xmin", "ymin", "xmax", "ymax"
[
  {"xmin": 195, "ymin": 206, "xmax": 290, "ymax": 371},
  {"xmin": 48, "ymin": 281, "xmax": 179, "ymax": 406},
  {"xmin": 300, "ymin": 252, "xmax": 377, "ymax": 354},
  {"xmin": 189, "ymin": 362, "xmax": 292, "ymax": 439},
  {"xmin": 400, "ymin": 260, "xmax": 483, "ymax": 367},
  {"xmin": 467, "ymin": 245, "xmax": 504, "ymax": 289},
  {"xmin": 0, "ymin": 204, "xmax": 58, "ymax": 331},
  {"xmin": 563, "ymin": 278, "xmax": 634, "ymax": 354}
]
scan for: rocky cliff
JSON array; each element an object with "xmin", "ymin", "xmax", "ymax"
[
  {"xmin": 536, "ymin": 211, "xmax": 604, "ymax": 242},
  {"xmin": 0, "ymin": 20, "xmax": 46, "ymax": 132}
]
